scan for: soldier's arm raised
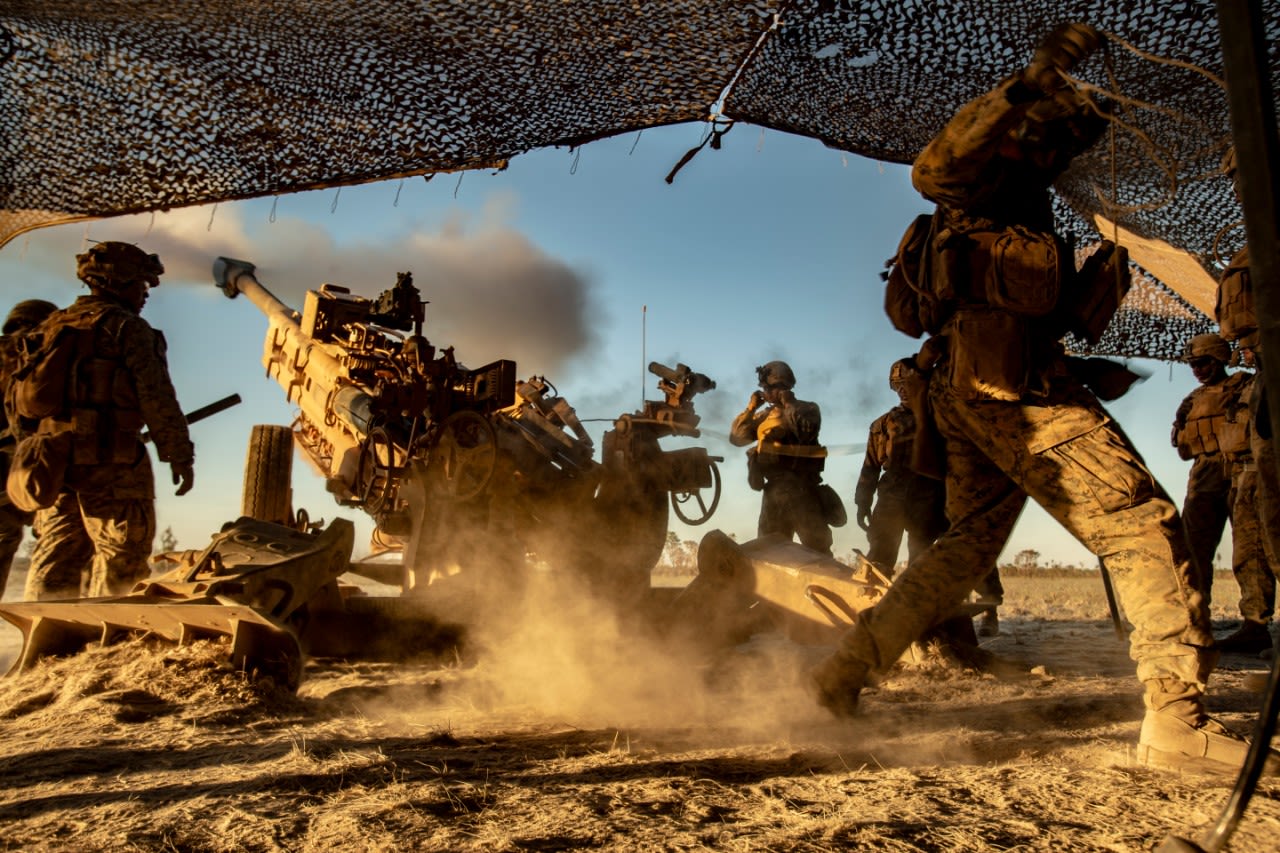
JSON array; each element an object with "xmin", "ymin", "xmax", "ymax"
[{"xmin": 729, "ymin": 395, "xmax": 765, "ymax": 447}]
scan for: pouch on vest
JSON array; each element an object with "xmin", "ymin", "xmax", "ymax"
[
  {"xmin": 6, "ymin": 430, "xmax": 72, "ymax": 512},
  {"xmin": 982, "ymin": 227, "xmax": 1064, "ymax": 317},
  {"xmin": 883, "ymin": 213, "xmax": 942, "ymax": 338},
  {"xmin": 884, "ymin": 413, "xmax": 916, "ymax": 472},
  {"xmin": 1218, "ymin": 418, "xmax": 1248, "ymax": 456},
  {"xmin": 818, "ymin": 483, "xmax": 847, "ymax": 527},
  {"xmin": 745, "ymin": 448, "xmax": 765, "ymax": 491},
  {"xmin": 11, "ymin": 317, "xmax": 96, "ymax": 421},
  {"xmin": 1061, "ymin": 241, "xmax": 1131, "ymax": 344},
  {"xmin": 1217, "ymin": 247, "xmax": 1255, "ymax": 344},
  {"xmin": 945, "ymin": 309, "xmax": 1030, "ymax": 402}
]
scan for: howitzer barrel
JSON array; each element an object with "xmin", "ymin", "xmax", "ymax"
[
  {"xmin": 211, "ymin": 255, "xmax": 345, "ymax": 399},
  {"xmin": 213, "ymin": 257, "xmax": 298, "ymax": 327},
  {"xmin": 212, "ymin": 256, "xmax": 368, "ymax": 493}
]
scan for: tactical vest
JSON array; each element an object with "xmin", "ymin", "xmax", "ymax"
[
  {"xmin": 1216, "ymin": 246, "xmax": 1255, "ymax": 346},
  {"xmin": 15, "ymin": 302, "xmax": 145, "ymax": 465},
  {"xmin": 751, "ymin": 402, "xmax": 826, "ymax": 478},
  {"xmin": 869, "ymin": 406, "xmax": 916, "ymax": 473},
  {"xmin": 884, "ymin": 209, "xmax": 1128, "ymax": 401},
  {"xmin": 1176, "ymin": 376, "xmax": 1251, "ymax": 459}
]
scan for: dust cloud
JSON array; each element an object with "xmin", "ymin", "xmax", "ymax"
[{"xmin": 345, "ymin": 557, "xmax": 834, "ymax": 741}]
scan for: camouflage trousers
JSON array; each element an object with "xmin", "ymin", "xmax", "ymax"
[
  {"xmin": 1239, "ymin": 427, "xmax": 1280, "ymax": 625},
  {"xmin": 837, "ymin": 371, "xmax": 1214, "ymax": 721},
  {"xmin": 0, "ymin": 502, "xmax": 29, "ymax": 600},
  {"xmin": 25, "ymin": 455, "xmax": 156, "ymax": 600},
  {"xmin": 1180, "ymin": 453, "xmax": 1232, "ymax": 606},
  {"xmin": 759, "ymin": 471, "xmax": 832, "ymax": 555}
]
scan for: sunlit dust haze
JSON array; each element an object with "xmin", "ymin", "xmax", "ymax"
[{"xmin": 348, "ymin": 562, "xmax": 833, "ymax": 738}]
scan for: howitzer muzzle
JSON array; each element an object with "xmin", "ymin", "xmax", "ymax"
[
  {"xmin": 211, "ymin": 256, "xmax": 299, "ymax": 326},
  {"xmin": 213, "ymin": 257, "xmax": 257, "ymax": 299}
]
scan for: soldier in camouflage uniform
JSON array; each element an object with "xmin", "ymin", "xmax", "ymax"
[
  {"xmin": 1170, "ymin": 333, "xmax": 1254, "ymax": 610},
  {"xmin": 1220, "ymin": 374, "xmax": 1277, "ymax": 653},
  {"xmin": 856, "ymin": 359, "xmax": 948, "ymax": 574},
  {"xmin": 855, "ymin": 358, "xmax": 1003, "ymax": 635},
  {"xmin": 812, "ymin": 24, "xmax": 1278, "ymax": 775},
  {"xmin": 730, "ymin": 361, "xmax": 833, "ymax": 554},
  {"xmin": 23, "ymin": 242, "xmax": 195, "ymax": 600},
  {"xmin": 0, "ymin": 300, "xmax": 59, "ymax": 598},
  {"xmin": 1215, "ymin": 146, "xmax": 1279, "ymax": 654}
]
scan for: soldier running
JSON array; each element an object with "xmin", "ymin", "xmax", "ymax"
[{"xmin": 811, "ymin": 23, "xmax": 1278, "ymax": 775}]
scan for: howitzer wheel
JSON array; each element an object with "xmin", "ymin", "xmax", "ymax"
[
  {"xmin": 242, "ymin": 424, "xmax": 294, "ymax": 525},
  {"xmin": 671, "ymin": 458, "xmax": 721, "ymax": 525},
  {"xmin": 429, "ymin": 411, "xmax": 497, "ymax": 502}
]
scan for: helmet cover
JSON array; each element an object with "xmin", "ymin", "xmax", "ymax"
[
  {"xmin": 2, "ymin": 299, "xmax": 57, "ymax": 335},
  {"xmin": 75, "ymin": 241, "xmax": 164, "ymax": 290},
  {"xmin": 756, "ymin": 360, "xmax": 796, "ymax": 390}
]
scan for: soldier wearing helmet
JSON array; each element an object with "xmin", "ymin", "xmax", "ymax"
[
  {"xmin": 730, "ymin": 360, "xmax": 839, "ymax": 554},
  {"xmin": 1171, "ymin": 333, "xmax": 1254, "ymax": 611},
  {"xmin": 855, "ymin": 359, "xmax": 1005, "ymax": 636},
  {"xmin": 812, "ymin": 24, "xmax": 1279, "ymax": 776},
  {"xmin": 1212, "ymin": 143, "xmax": 1280, "ymax": 655},
  {"xmin": 0, "ymin": 299, "xmax": 64, "ymax": 598},
  {"xmin": 21, "ymin": 241, "xmax": 195, "ymax": 601},
  {"xmin": 855, "ymin": 358, "xmax": 947, "ymax": 575}
]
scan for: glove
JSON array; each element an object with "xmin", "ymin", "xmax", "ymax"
[
  {"xmin": 1024, "ymin": 22, "xmax": 1100, "ymax": 93},
  {"xmin": 856, "ymin": 506, "xmax": 871, "ymax": 531},
  {"xmin": 171, "ymin": 461, "xmax": 195, "ymax": 496}
]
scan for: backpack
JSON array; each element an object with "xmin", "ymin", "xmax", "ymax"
[
  {"xmin": 8, "ymin": 308, "xmax": 101, "ymax": 423},
  {"xmin": 882, "ymin": 212, "xmax": 944, "ymax": 338},
  {"xmin": 1217, "ymin": 245, "xmax": 1254, "ymax": 344}
]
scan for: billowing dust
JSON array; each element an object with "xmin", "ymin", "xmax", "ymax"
[
  {"xmin": 2, "ymin": 571, "xmax": 1279, "ymax": 851},
  {"xmin": 331, "ymin": 564, "xmax": 833, "ymax": 740}
]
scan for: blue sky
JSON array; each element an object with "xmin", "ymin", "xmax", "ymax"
[{"xmin": 0, "ymin": 122, "xmax": 1215, "ymax": 569}]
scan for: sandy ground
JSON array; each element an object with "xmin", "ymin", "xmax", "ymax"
[{"xmin": 1, "ymin": 569, "xmax": 1279, "ymax": 852}]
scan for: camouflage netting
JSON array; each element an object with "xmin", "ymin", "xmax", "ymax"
[{"xmin": 1, "ymin": 0, "xmax": 1276, "ymax": 359}]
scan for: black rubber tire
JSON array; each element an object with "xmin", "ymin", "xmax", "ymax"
[{"xmin": 242, "ymin": 424, "xmax": 294, "ymax": 525}]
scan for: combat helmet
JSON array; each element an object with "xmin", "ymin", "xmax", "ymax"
[
  {"xmin": 1183, "ymin": 333, "xmax": 1231, "ymax": 365},
  {"xmin": 756, "ymin": 360, "xmax": 796, "ymax": 390},
  {"xmin": 75, "ymin": 241, "xmax": 164, "ymax": 290},
  {"xmin": 2, "ymin": 299, "xmax": 57, "ymax": 335},
  {"xmin": 888, "ymin": 358, "xmax": 915, "ymax": 389}
]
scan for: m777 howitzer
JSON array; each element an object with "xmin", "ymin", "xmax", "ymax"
[
  {"xmin": 0, "ymin": 263, "xmax": 725, "ymax": 690},
  {"xmin": 212, "ymin": 257, "xmax": 724, "ymax": 609}
]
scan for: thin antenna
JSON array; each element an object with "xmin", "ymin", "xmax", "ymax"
[{"xmin": 641, "ymin": 305, "xmax": 647, "ymax": 411}]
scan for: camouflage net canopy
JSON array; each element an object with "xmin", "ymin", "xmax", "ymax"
[{"xmin": 2, "ymin": 0, "xmax": 1276, "ymax": 359}]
